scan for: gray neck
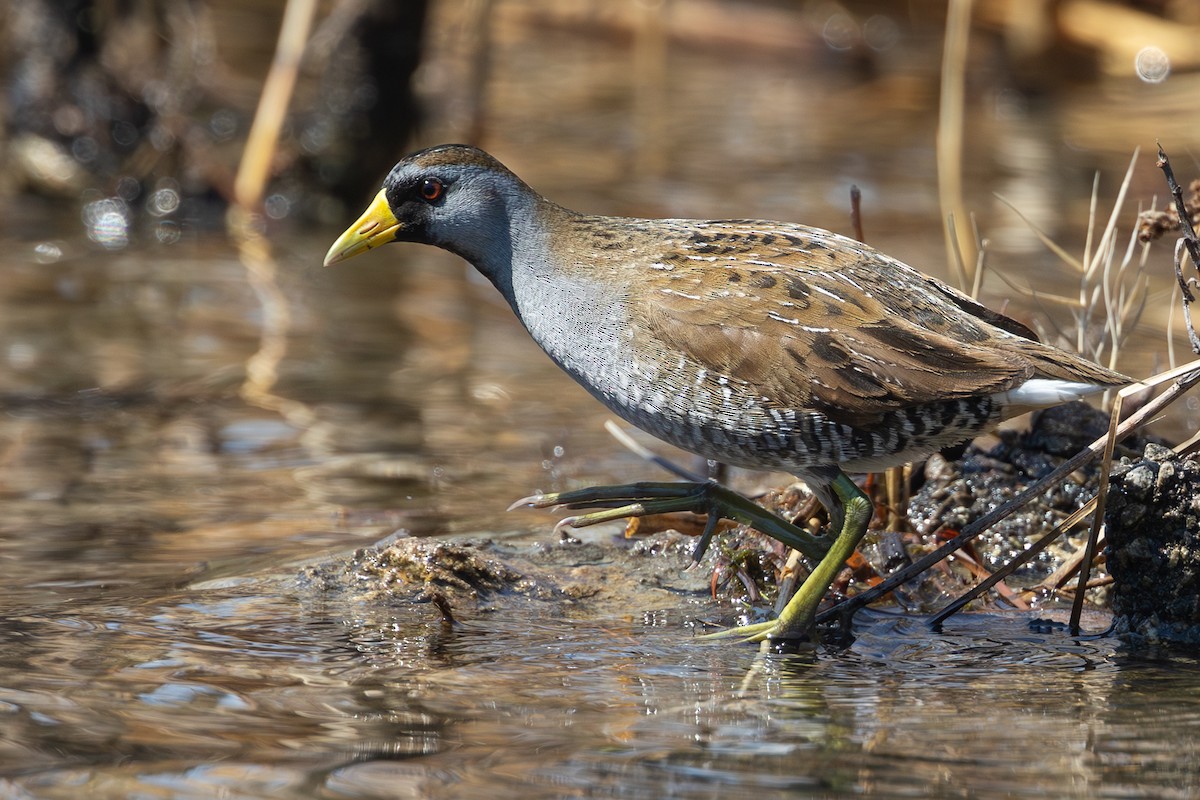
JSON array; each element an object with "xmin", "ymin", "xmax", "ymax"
[
  {"xmin": 441, "ymin": 188, "xmax": 634, "ymax": 409},
  {"xmin": 504, "ymin": 228, "xmax": 634, "ymax": 412},
  {"xmin": 437, "ymin": 182, "xmax": 566, "ymax": 313}
]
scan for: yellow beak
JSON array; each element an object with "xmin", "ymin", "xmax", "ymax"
[{"xmin": 323, "ymin": 190, "xmax": 402, "ymax": 266}]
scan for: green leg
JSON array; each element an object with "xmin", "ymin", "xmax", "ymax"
[
  {"xmin": 701, "ymin": 472, "xmax": 872, "ymax": 643},
  {"xmin": 512, "ymin": 480, "xmax": 827, "ymax": 562}
]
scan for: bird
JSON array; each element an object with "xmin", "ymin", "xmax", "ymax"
[{"xmin": 324, "ymin": 144, "xmax": 1129, "ymax": 644}]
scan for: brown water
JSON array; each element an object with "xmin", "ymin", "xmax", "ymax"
[
  {"xmin": 1, "ymin": 224, "xmax": 1198, "ymax": 799},
  {"xmin": 4, "ymin": 3, "xmax": 1200, "ymax": 798}
]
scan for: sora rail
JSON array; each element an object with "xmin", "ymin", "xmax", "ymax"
[{"xmin": 325, "ymin": 144, "xmax": 1129, "ymax": 644}]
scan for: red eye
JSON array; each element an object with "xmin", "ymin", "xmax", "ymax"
[{"xmin": 420, "ymin": 178, "xmax": 444, "ymax": 202}]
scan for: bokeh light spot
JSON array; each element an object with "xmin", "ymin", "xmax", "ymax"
[{"xmin": 1135, "ymin": 46, "xmax": 1170, "ymax": 83}]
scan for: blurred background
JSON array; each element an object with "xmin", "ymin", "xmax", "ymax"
[
  {"xmin": 5, "ymin": 1, "xmax": 1199, "ymax": 237},
  {"xmin": 2, "ymin": 2, "xmax": 1200, "ymax": 795}
]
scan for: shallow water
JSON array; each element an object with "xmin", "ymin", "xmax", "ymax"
[
  {"xmin": 7, "ymin": 579, "xmax": 1200, "ymax": 800},
  {"xmin": 0, "ymin": 231, "xmax": 1197, "ymax": 799},
  {"xmin": 4, "ymin": 3, "xmax": 1200, "ymax": 797}
]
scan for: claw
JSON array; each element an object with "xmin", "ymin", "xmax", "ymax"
[
  {"xmin": 552, "ymin": 515, "xmax": 580, "ymax": 534},
  {"xmin": 507, "ymin": 492, "xmax": 553, "ymax": 511},
  {"xmin": 689, "ymin": 511, "xmax": 721, "ymax": 564},
  {"xmin": 697, "ymin": 619, "xmax": 779, "ymax": 643}
]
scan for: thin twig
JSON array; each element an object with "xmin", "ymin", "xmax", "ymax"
[
  {"xmin": 1158, "ymin": 143, "xmax": 1200, "ymax": 294},
  {"xmin": 1175, "ymin": 240, "xmax": 1200, "ymax": 354},
  {"xmin": 927, "ymin": 497, "xmax": 1097, "ymax": 627},
  {"xmin": 1156, "ymin": 143, "xmax": 1200, "ymax": 354},
  {"xmin": 1031, "ymin": 531, "xmax": 1105, "ymax": 596},
  {"xmin": 1068, "ymin": 387, "xmax": 1121, "ymax": 633},
  {"xmin": 994, "ymin": 194, "xmax": 1086, "ymax": 272},
  {"xmin": 969, "ymin": 214, "xmax": 987, "ymax": 300},
  {"xmin": 849, "ymin": 185, "xmax": 864, "ymax": 243}
]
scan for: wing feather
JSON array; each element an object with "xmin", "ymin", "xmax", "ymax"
[{"xmin": 633, "ymin": 231, "xmax": 1035, "ymax": 426}]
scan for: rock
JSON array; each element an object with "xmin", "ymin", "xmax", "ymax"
[
  {"xmin": 296, "ymin": 530, "xmax": 715, "ymax": 624},
  {"xmin": 1106, "ymin": 444, "xmax": 1200, "ymax": 645}
]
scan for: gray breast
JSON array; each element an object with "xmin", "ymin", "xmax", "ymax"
[{"xmin": 509, "ymin": 260, "xmax": 1001, "ymax": 476}]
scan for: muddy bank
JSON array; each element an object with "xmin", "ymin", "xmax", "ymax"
[
  {"xmin": 293, "ymin": 403, "xmax": 1200, "ymax": 648},
  {"xmin": 296, "ymin": 530, "xmax": 724, "ymax": 633}
]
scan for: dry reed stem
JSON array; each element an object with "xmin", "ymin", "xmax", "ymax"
[
  {"xmin": 995, "ymin": 151, "xmax": 1148, "ymax": 373},
  {"xmin": 229, "ymin": 0, "xmax": 318, "ymax": 424},
  {"xmin": 232, "ymin": 0, "xmax": 318, "ymax": 210},
  {"xmin": 938, "ymin": 0, "xmax": 976, "ymax": 291}
]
